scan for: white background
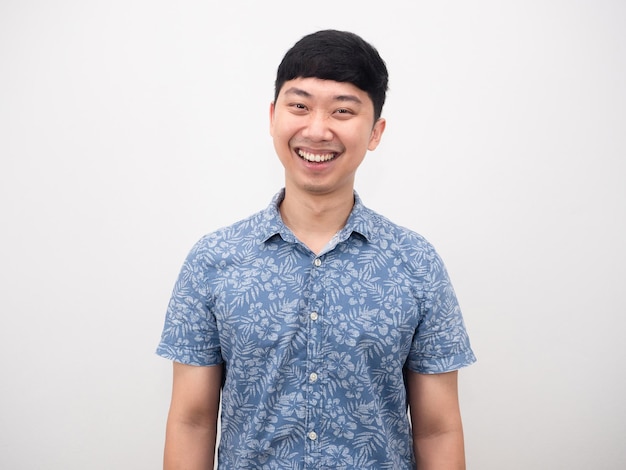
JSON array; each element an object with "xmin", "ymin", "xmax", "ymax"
[{"xmin": 1, "ymin": 1, "xmax": 625, "ymax": 468}]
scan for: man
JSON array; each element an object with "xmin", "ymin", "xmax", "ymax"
[{"xmin": 157, "ymin": 30, "xmax": 475, "ymax": 469}]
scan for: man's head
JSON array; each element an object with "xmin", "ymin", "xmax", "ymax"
[{"xmin": 274, "ymin": 30, "xmax": 388, "ymax": 121}]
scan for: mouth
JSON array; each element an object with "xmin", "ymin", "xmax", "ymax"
[{"xmin": 297, "ymin": 148, "xmax": 338, "ymax": 163}]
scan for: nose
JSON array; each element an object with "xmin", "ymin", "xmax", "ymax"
[{"xmin": 302, "ymin": 111, "xmax": 333, "ymax": 142}]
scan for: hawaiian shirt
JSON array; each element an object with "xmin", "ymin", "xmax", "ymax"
[{"xmin": 157, "ymin": 189, "xmax": 476, "ymax": 469}]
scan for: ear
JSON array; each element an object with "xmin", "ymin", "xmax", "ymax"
[
  {"xmin": 367, "ymin": 118, "xmax": 386, "ymax": 151},
  {"xmin": 269, "ymin": 101, "xmax": 276, "ymax": 137}
]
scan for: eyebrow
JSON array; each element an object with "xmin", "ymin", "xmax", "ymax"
[{"xmin": 283, "ymin": 87, "xmax": 363, "ymax": 105}]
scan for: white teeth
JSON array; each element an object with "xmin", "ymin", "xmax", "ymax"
[{"xmin": 298, "ymin": 149, "xmax": 336, "ymax": 162}]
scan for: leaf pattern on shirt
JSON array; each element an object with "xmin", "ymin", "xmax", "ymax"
[{"xmin": 157, "ymin": 189, "xmax": 476, "ymax": 469}]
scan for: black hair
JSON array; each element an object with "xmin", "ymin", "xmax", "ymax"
[{"xmin": 274, "ymin": 30, "xmax": 389, "ymax": 121}]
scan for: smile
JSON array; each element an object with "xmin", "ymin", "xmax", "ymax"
[{"xmin": 297, "ymin": 149, "xmax": 337, "ymax": 163}]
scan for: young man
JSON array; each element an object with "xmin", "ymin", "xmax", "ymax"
[{"xmin": 157, "ymin": 30, "xmax": 475, "ymax": 469}]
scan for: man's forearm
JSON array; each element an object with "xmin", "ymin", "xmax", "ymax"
[
  {"xmin": 164, "ymin": 420, "xmax": 217, "ymax": 470},
  {"xmin": 414, "ymin": 429, "xmax": 466, "ymax": 470}
]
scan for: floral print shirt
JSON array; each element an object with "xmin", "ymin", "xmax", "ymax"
[{"xmin": 157, "ymin": 189, "xmax": 476, "ymax": 469}]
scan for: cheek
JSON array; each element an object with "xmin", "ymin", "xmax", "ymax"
[
  {"xmin": 272, "ymin": 119, "xmax": 296, "ymax": 142},
  {"xmin": 349, "ymin": 130, "xmax": 376, "ymax": 152},
  {"xmin": 272, "ymin": 128, "xmax": 293, "ymax": 157}
]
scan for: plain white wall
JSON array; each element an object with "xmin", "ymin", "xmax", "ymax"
[{"xmin": 1, "ymin": 1, "xmax": 624, "ymax": 468}]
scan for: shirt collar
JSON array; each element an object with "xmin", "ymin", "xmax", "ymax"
[{"xmin": 258, "ymin": 189, "xmax": 375, "ymax": 244}]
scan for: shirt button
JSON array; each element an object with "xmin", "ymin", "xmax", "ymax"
[
  {"xmin": 313, "ymin": 258, "xmax": 322, "ymax": 267},
  {"xmin": 309, "ymin": 372, "xmax": 318, "ymax": 383},
  {"xmin": 310, "ymin": 311, "xmax": 319, "ymax": 321},
  {"xmin": 308, "ymin": 431, "xmax": 318, "ymax": 441}
]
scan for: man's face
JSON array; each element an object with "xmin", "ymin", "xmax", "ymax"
[{"xmin": 270, "ymin": 77, "xmax": 385, "ymax": 198}]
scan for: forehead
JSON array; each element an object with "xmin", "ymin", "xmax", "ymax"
[{"xmin": 278, "ymin": 77, "xmax": 373, "ymax": 108}]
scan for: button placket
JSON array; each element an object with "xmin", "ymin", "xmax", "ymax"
[{"xmin": 304, "ymin": 255, "xmax": 324, "ymax": 466}]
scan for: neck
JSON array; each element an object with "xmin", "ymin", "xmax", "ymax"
[{"xmin": 279, "ymin": 186, "xmax": 355, "ymax": 255}]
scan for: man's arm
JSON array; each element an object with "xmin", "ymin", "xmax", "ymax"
[
  {"xmin": 406, "ymin": 369, "xmax": 466, "ymax": 470},
  {"xmin": 164, "ymin": 362, "xmax": 223, "ymax": 470}
]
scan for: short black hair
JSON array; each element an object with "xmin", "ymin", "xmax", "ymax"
[{"xmin": 274, "ymin": 30, "xmax": 389, "ymax": 121}]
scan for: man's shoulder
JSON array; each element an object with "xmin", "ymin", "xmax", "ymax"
[
  {"xmin": 359, "ymin": 204, "xmax": 434, "ymax": 251},
  {"xmin": 186, "ymin": 190, "xmax": 283, "ymax": 261},
  {"xmin": 195, "ymin": 207, "xmax": 271, "ymax": 248}
]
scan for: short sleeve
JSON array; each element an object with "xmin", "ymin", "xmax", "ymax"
[
  {"xmin": 156, "ymin": 238, "xmax": 223, "ymax": 366},
  {"xmin": 405, "ymin": 247, "xmax": 476, "ymax": 374}
]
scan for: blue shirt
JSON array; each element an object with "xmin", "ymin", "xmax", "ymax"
[{"xmin": 157, "ymin": 190, "xmax": 476, "ymax": 469}]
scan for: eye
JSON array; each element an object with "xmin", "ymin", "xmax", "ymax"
[
  {"xmin": 334, "ymin": 108, "xmax": 354, "ymax": 118},
  {"xmin": 288, "ymin": 102, "xmax": 308, "ymax": 114}
]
